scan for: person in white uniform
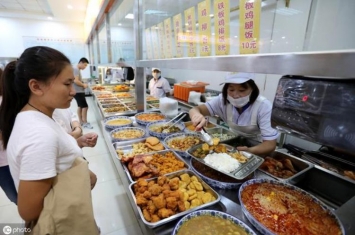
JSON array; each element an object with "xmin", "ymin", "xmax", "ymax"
[
  {"xmin": 149, "ymin": 68, "xmax": 171, "ymax": 98},
  {"xmin": 189, "ymin": 73, "xmax": 279, "ymax": 155},
  {"xmin": 0, "ymin": 46, "xmax": 97, "ymax": 224}
]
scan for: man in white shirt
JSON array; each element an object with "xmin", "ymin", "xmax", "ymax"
[{"xmin": 148, "ymin": 68, "xmax": 171, "ymax": 98}]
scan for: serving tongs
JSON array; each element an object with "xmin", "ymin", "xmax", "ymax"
[
  {"xmin": 200, "ymin": 127, "xmax": 214, "ymax": 146},
  {"xmin": 162, "ymin": 113, "xmax": 187, "ymax": 133}
]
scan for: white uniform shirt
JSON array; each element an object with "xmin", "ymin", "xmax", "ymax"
[
  {"xmin": 149, "ymin": 77, "xmax": 171, "ymax": 98},
  {"xmin": 53, "ymin": 108, "xmax": 79, "ymax": 133},
  {"xmin": 7, "ymin": 111, "xmax": 83, "ymax": 190},
  {"xmin": 205, "ymin": 94, "xmax": 279, "ymax": 141}
]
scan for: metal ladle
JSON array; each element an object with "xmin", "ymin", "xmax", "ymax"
[{"xmin": 162, "ymin": 113, "xmax": 187, "ymax": 133}]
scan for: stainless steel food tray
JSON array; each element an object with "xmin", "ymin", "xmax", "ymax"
[
  {"xmin": 258, "ymin": 150, "xmax": 313, "ymax": 184},
  {"xmin": 163, "ymin": 133, "xmax": 204, "ymax": 158},
  {"xmin": 113, "ymin": 137, "xmax": 166, "ymax": 160},
  {"xmin": 128, "ymin": 169, "xmax": 220, "ymax": 228},
  {"xmin": 205, "ymin": 127, "xmax": 238, "ymax": 143},
  {"xmin": 186, "ymin": 143, "xmax": 264, "ymax": 180},
  {"xmin": 122, "ymin": 150, "xmax": 190, "ymax": 183}
]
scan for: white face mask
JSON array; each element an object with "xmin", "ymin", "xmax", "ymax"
[
  {"xmin": 153, "ymin": 73, "xmax": 160, "ymax": 79},
  {"xmin": 227, "ymin": 94, "xmax": 251, "ymax": 108}
]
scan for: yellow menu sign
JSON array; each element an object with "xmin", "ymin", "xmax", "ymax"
[
  {"xmin": 173, "ymin": 14, "xmax": 183, "ymax": 58},
  {"xmin": 164, "ymin": 18, "xmax": 173, "ymax": 58},
  {"xmin": 214, "ymin": 0, "xmax": 230, "ymax": 55},
  {"xmin": 198, "ymin": 0, "xmax": 211, "ymax": 56},
  {"xmin": 157, "ymin": 22, "xmax": 165, "ymax": 59},
  {"xmin": 239, "ymin": 0, "xmax": 261, "ymax": 54},
  {"xmin": 184, "ymin": 6, "xmax": 197, "ymax": 57},
  {"xmin": 145, "ymin": 28, "xmax": 153, "ymax": 59},
  {"xmin": 150, "ymin": 25, "xmax": 159, "ymax": 59}
]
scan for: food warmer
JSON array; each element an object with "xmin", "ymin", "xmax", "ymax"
[{"xmin": 97, "ymin": 76, "xmax": 355, "ymax": 235}]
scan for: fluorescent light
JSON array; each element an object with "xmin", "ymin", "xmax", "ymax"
[
  {"xmin": 67, "ymin": 5, "xmax": 73, "ymax": 9},
  {"xmin": 196, "ymin": 23, "xmax": 199, "ymax": 26},
  {"xmin": 209, "ymin": 14, "xmax": 214, "ymax": 17},
  {"xmin": 125, "ymin": 13, "xmax": 134, "ymax": 19},
  {"xmin": 118, "ymin": 23, "xmax": 122, "ymax": 26},
  {"xmin": 234, "ymin": 36, "xmax": 238, "ymax": 38},
  {"xmin": 282, "ymin": 36, "xmax": 286, "ymax": 39},
  {"xmin": 47, "ymin": 17, "xmax": 53, "ymax": 20},
  {"xmin": 155, "ymin": 27, "xmax": 159, "ymax": 29},
  {"xmin": 212, "ymin": 33, "xmax": 215, "ymax": 35},
  {"xmin": 185, "ymin": 23, "xmax": 188, "ymax": 26}
]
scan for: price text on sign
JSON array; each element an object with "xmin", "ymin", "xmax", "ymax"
[
  {"xmin": 239, "ymin": 0, "xmax": 261, "ymax": 54},
  {"xmin": 157, "ymin": 22, "xmax": 165, "ymax": 59},
  {"xmin": 173, "ymin": 13, "xmax": 183, "ymax": 58},
  {"xmin": 164, "ymin": 18, "xmax": 173, "ymax": 58},
  {"xmin": 198, "ymin": 0, "xmax": 211, "ymax": 56},
  {"xmin": 214, "ymin": 0, "xmax": 230, "ymax": 55},
  {"xmin": 184, "ymin": 6, "xmax": 197, "ymax": 57},
  {"xmin": 145, "ymin": 28, "xmax": 153, "ymax": 59},
  {"xmin": 150, "ymin": 25, "xmax": 160, "ymax": 59}
]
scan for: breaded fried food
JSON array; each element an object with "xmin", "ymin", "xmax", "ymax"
[
  {"xmin": 190, "ymin": 198, "xmax": 202, "ymax": 208},
  {"xmin": 202, "ymin": 143, "xmax": 210, "ymax": 151},
  {"xmin": 145, "ymin": 142, "xmax": 165, "ymax": 151},
  {"xmin": 142, "ymin": 190, "xmax": 152, "ymax": 199},
  {"xmin": 190, "ymin": 176, "xmax": 198, "ymax": 182},
  {"xmin": 147, "ymin": 200, "xmax": 157, "ymax": 215},
  {"xmin": 152, "ymin": 194, "xmax": 166, "ymax": 209},
  {"xmin": 187, "ymin": 182, "xmax": 195, "ymax": 190},
  {"xmin": 183, "ymin": 192, "xmax": 189, "ymax": 201},
  {"xmin": 157, "ymin": 208, "xmax": 174, "ymax": 218},
  {"xmin": 184, "ymin": 201, "xmax": 190, "ymax": 210},
  {"xmin": 137, "ymin": 179, "xmax": 148, "ymax": 187},
  {"xmin": 161, "ymin": 183, "xmax": 170, "ymax": 191},
  {"xmin": 179, "ymin": 173, "xmax": 191, "ymax": 184},
  {"xmin": 193, "ymin": 181, "xmax": 203, "ymax": 191},
  {"xmin": 187, "ymin": 189, "xmax": 196, "ymax": 196},
  {"xmin": 146, "ymin": 137, "xmax": 160, "ymax": 146},
  {"xmin": 148, "ymin": 180, "xmax": 155, "ymax": 187},
  {"xmin": 137, "ymin": 186, "xmax": 147, "ymax": 194},
  {"xmin": 151, "ymin": 214, "xmax": 160, "ymax": 222},
  {"xmin": 202, "ymin": 192, "xmax": 213, "ymax": 203},
  {"xmin": 212, "ymin": 137, "xmax": 220, "ymax": 146},
  {"xmin": 197, "ymin": 191, "xmax": 205, "ymax": 200},
  {"xmin": 148, "ymin": 184, "xmax": 162, "ymax": 196},
  {"xmin": 136, "ymin": 195, "xmax": 148, "ymax": 206},
  {"xmin": 157, "ymin": 176, "xmax": 167, "ymax": 186},
  {"xmin": 169, "ymin": 177, "xmax": 180, "ymax": 190},
  {"xmin": 177, "ymin": 200, "xmax": 186, "ymax": 212},
  {"xmin": 143, "ymin": 208, "xmax": 151, "ymax": 222},
  {"xmin": 166, "ymin": 196, "xmax": 178, "ymax": 210},
  {"xmin": 179, "ymin": 181, "xmax": 187, "ymax": 189}
]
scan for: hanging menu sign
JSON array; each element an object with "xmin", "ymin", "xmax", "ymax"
[
  {"xmin": 145, "ymin": 28, "xmax": 153, "ymax": 59},
  {"xmin": 150, "ymin": 25, "xmax": 159, "ymax": 59},
  {"xmin": 157, "ymin": 22, "xmax": 165, "ymax": 59},
  {"xmin": 214, "ymin": 0, "xmax": 230, "ymax": 55},
  {"xmin": 184, "ymin": 6, "xmax": 197, "ymax": 57},
  {"xmin": 239, "ymin": 0, "xmax": 261, "ymax": 54},
  {"xmin": 164, "ymin": 18, "xmax": 173, "ymax": 58},
  {"xmin": 173, "ymin": 13, "xmax": 183, "ymax": 58},
  {"xmin": 198, "ymin": 0, "xmax": 211, "ymax": 56}
]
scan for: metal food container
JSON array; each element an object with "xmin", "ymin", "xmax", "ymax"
[
  {"xmin": 112, "ymin": 138, "xmax": 166, "ymax": 160},
  {"xmin": 122, "ymin": 150, "xmax": 190, "ymax": 183},
  {"xmin": 164, "ymin": 133, "xmax": 204, "ymax": 158},
  {"xmin": 238, "ymin": 179, "xmax": 345, "ymax": 235},
  {"xmin": 186, "ymin": 143, "xmax": 264, "ymax": 180},
  {"xmin": 258, "ymin": 150, "xmax": 314, "ymax": 184},
  {"xmin": 128, "ymin": 169, "xmax": 220, "ymax": 228},
  {"xmin": 205, "ymin": 127, "xmax": 239, "ymax": 144},
  {"xmin": 183, "ymin": 121, "xmax": 216, "ymax": 132}
]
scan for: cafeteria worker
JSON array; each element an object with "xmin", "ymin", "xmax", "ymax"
[
  {"xmin": 189, "ymin": 73, "xmax": 279, "ymax": 155},
  {"xmin": 149, "ymin": 68, "xmax": 172, "ymax": 98}
]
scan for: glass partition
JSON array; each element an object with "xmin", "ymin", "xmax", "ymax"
[
  {"xmin": 98, "ymin": 23, "xmax": 108, "ymax": 64},
  {"xmin": 109, "ymin": 0, "xmax": 135, "ymax": 64}
]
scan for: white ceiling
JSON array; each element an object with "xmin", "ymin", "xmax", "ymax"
[{"xmin": 0, "ymin": 0, "xmax": 88, "ymax": 23}]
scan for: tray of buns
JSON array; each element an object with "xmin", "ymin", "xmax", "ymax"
[{"xmin": 114, "ymin": 137, "xmax": 166, "ymax": 161}]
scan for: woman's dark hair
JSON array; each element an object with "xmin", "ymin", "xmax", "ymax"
[
  {"xmin": 79, "ymin": 57, "xmax": 89, "ymax": 64},
  {"xmin": 222, "ymin": 80, "xmax": 260, "ymax": 105},
  {"xmin": 0, "ymin": 68, "xmax": 3, "ymax": 96},
  {"xmin": 0, "ymin": 46, "xmax": 71, "ymax": 149}
]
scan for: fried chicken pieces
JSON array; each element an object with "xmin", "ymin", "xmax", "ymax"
[{"xmin": 134, "ymin": 173, "xmax": 217, "ymax": 223}]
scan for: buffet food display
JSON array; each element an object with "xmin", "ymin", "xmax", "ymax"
[{"xmin": 239, "ymin": 179, "xmax": 344, "ymax": 235}]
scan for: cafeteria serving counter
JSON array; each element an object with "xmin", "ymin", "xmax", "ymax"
[{"xmin": 96, "ymin": 116, "xmax": 354, "ymax": 235}]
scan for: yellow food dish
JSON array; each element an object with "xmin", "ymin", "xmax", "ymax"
[
  {"xmin": 112, "ymin": 129, "xmax": 143, "ymax": 139},
  {"xmin": 106, "ymin": 119, "xmax": 132, "ymax": 126}
]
